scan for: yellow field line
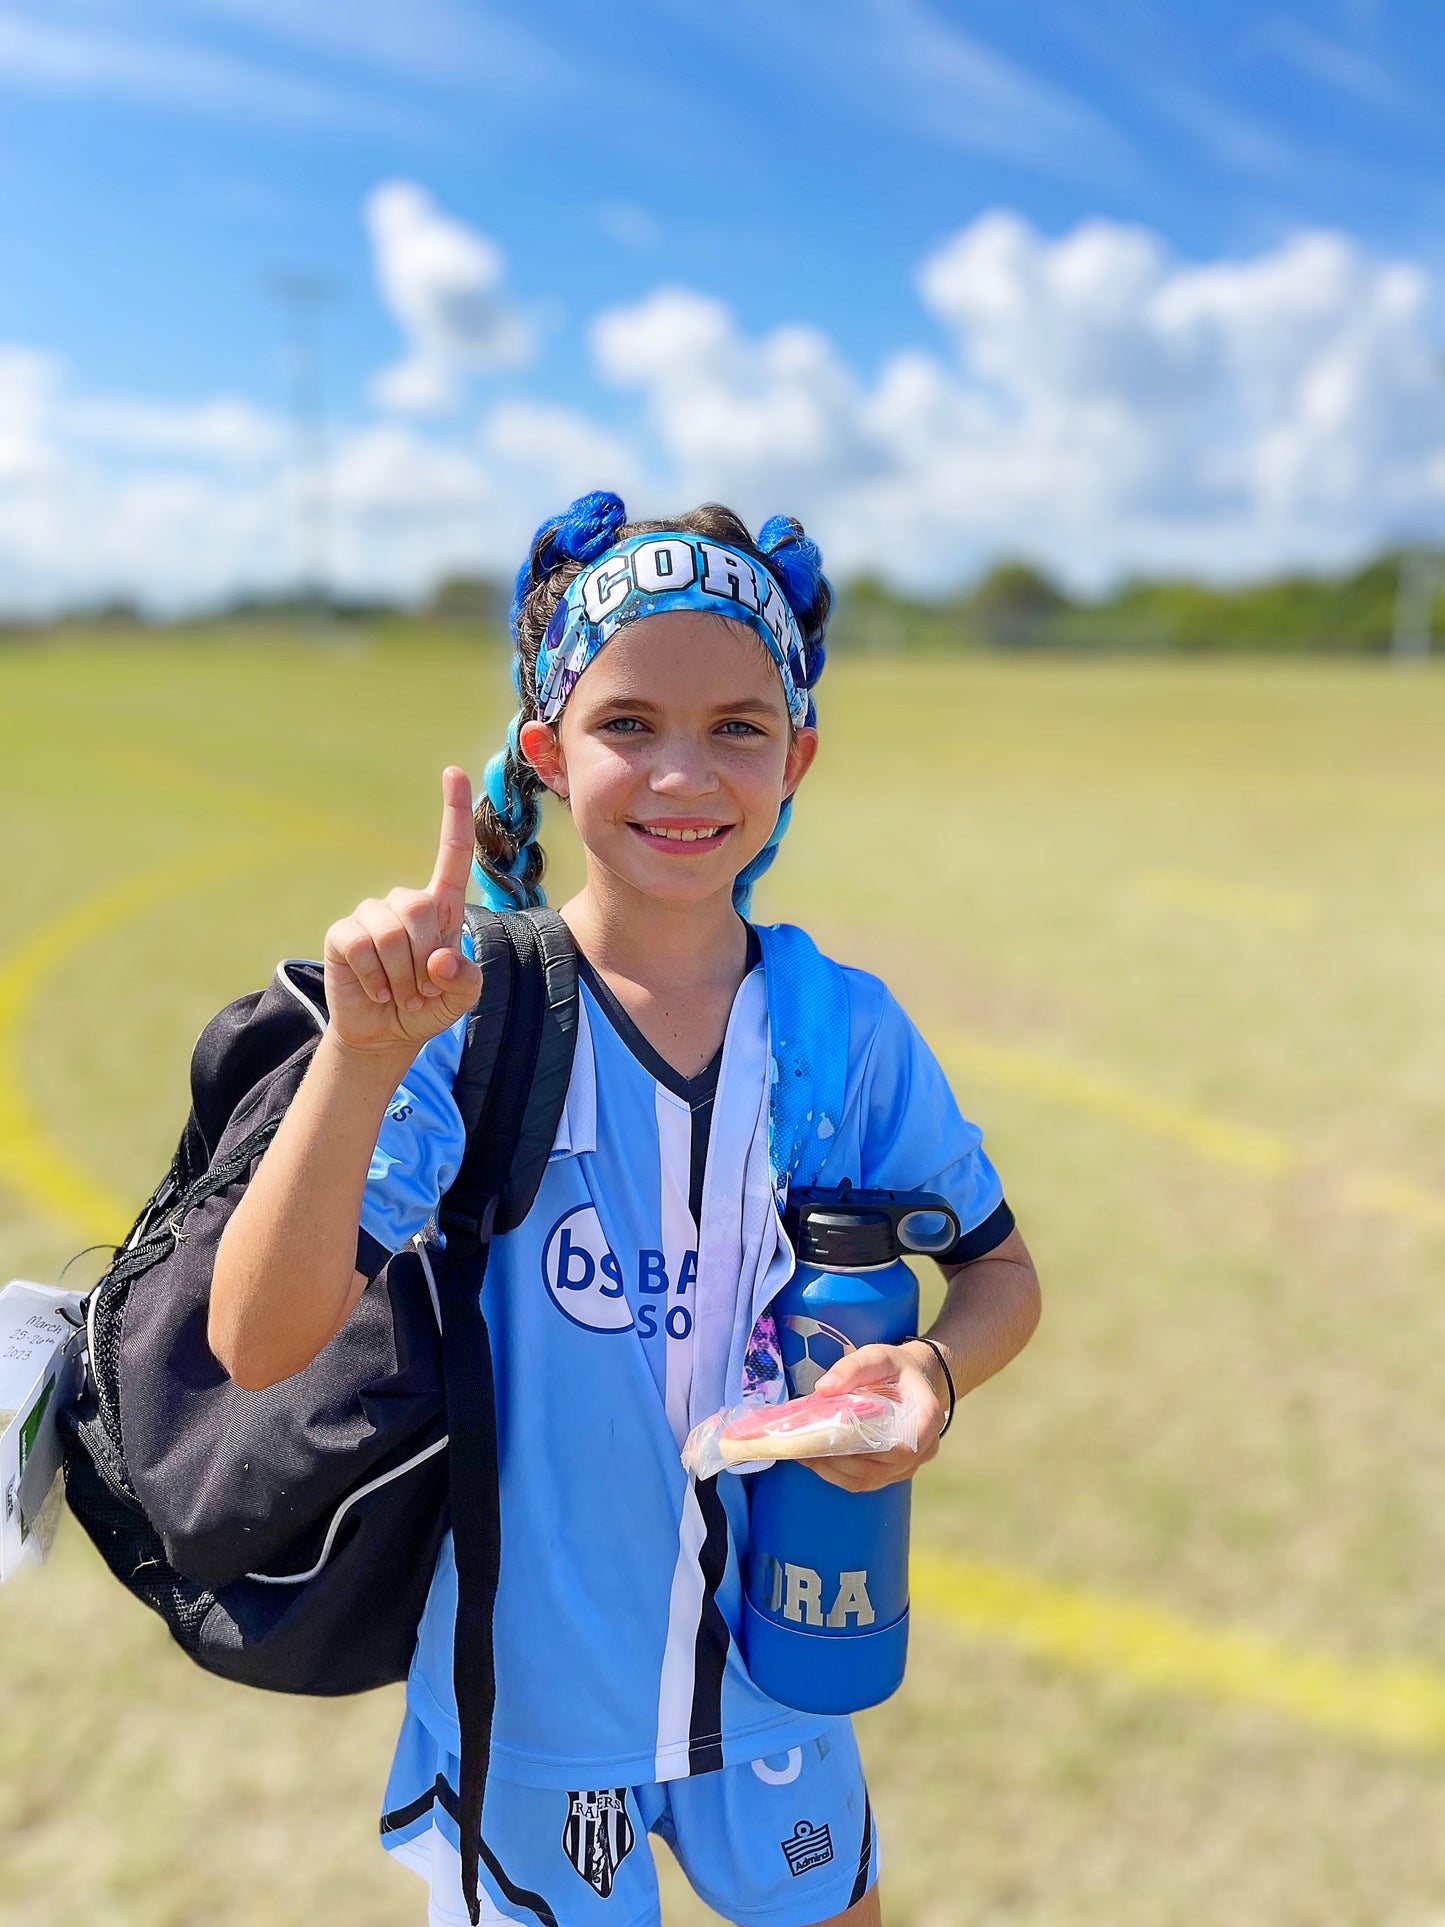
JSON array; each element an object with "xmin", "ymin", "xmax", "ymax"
[
  {"xmin": 1340, "ymin": 1172, "xmax": 1445, "ymax": 1236},
  {"xmin": 0, "ymin": 838, "xmax": 294, "ymax": 1242},
  {"xmin": 3, "ymin": 776, "xmax": 1442, "ymax": 1763},
  {"xmin": 912, "ymin": 1551, "xmax": 1445, "ymax": 1755},
  {"xmin": 82, "ymin": 744, "xmax": 363, "ymax": 848},
  {"xmin": 943, "ymin": 1032, "xmax": 1445, "ymax": 1235},
  {"xmin": 1135, "ymin": 869, "xmax": 1316, "ymax": 932},
  {"xmin": 943, "ymin": 1033, "xmax": 1298, "ymax": 1176}
]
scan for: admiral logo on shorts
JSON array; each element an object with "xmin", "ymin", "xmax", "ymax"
[
  {"xmin": 563, "ymin": 1788, "xmax": 635, "ymax": 1898},
  {"xmin": 780, "ymin": 1818, "xmax": 835, "ymax": 1877}
]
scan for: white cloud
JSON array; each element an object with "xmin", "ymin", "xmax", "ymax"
[
  {"xmin": 0, "ymin": 7, "xmax": 420, "ymax": 130},
  {"xmin": 590, "ymin": 212, "xmax": 1445, "ymax": 590},
  {"xmin": 7, "ymin": 203, "xmax": 1445, "ymax": 609},
  {"xmin": 591, "ymin": 287, "xmax": 869, "ymax": 511},
  {"xmin": 0, "ymin": 347, "xmax": 630, "ymax": 612},
  {"xmin": 597, "ymin": 202, "xmax": 662, "ymax": 252},
  {"xmin": 1249, "ymin": 16, "xmax": 1417, "ymax": 114},
  {"xmin": 0, "ymin": 346, "xmax": 64, "ymax": 485},
  {"xmin": 172, "ymin": 0, "xmax": 557, "ymax": 93},
  {"xmin": 367, "ymin": 181, "xmax": 533, "ymax": 415},
  {"xmin": 712, "ymin": 0, "xmax": 1131, "ymax": 183},
  {"xmin": 481, "ymin": 402, "xmax": 641, "ymax": 504},
  {"xmin": 66, "ymin": 395, "xmax": 285, "ymax": 464}
]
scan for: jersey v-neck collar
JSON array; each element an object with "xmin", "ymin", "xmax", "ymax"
[
  {"xmin": 572, "ymin": 925, "xmax": 763, "ymax": 1107},
  {"xmin": 574, "ymin": 927, "xmax": 764, "ymax": 1234}
]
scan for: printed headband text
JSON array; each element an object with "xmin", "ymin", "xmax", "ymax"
[{"xmin": 535, "ymin": 532, "xmax": 810, "ymax": 726}]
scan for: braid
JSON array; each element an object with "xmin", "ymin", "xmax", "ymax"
[
  {"xmin": 473, "ymin": 719, "xmax": 546, "ymax": 910},
  {"xmin": 474, "ymin": 491, "xmax": 628, "ymax": 909},
  {"xmin": 477, "ymin": 493, "xmax": 831, "ymax": 918}
]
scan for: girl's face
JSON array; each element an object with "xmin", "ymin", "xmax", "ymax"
[{"xmin": 519, "ymin": 610, "xmax": 817, "ymax": 908}]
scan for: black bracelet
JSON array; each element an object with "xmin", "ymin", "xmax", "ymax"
[{"xmin": 909, "ymin": 1335, "xmax": 956, "ymax": 1436}]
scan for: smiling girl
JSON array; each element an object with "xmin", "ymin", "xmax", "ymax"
[{"xmin": 207, "ymin": 495, "xmax": 1040, "ymax": 1927}]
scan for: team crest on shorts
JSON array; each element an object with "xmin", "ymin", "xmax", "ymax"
[{"xmin": 563, "ymin": 1788, "xmax": 635, "ymax": 1898}]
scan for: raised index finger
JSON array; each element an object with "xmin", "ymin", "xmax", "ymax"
[{"xmin": 429, "ymin": 765, "xmax": 474, "ymax": 938}]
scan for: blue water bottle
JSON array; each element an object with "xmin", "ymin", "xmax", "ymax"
[{"xmin": 741, "ymin": 1185, "xmax": 961, "ymax": 1715}]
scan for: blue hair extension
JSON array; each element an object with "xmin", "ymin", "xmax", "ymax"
[
  {"xmin": 473, "ymin": 712, "xmax": 543, "ymax": 910},
  {"xmin": 732, "ymin": 797, "xmax": 792, "ymax": 919},
  {"xmin": 510, "ymin": 490, "xmax": 628, "ymax": 641},
  {"xmin": 733, "ymin": 516, "xmax": 832, "ymax": 914},
  {"xmin": 757, "ymin": 514, "xmax": 829, "ymax": 726}
]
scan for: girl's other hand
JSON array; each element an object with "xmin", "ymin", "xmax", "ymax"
[
  {"xmin": 804, "ymin": 1341, "xmax": 946, "ymax": 1492},
  {"xmin": 322, "ymin": 766, "xmax": 484, "ymax": 1058}
]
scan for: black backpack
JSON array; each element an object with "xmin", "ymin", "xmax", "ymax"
[{"xmin": 61, "ymin": 905, "xmax": 577, "ymax": 1925}]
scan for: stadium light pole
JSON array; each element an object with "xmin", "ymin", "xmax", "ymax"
[{"xmin": 268, "ymin": 272, "xmax": 336, "ymax": 625}]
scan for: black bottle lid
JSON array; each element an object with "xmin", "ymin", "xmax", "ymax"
[
  {"xmin": 790, "ymin": 1207, "xmax": 897, "ymax": 1269},
  {"xmin": 783, "ymin": 1184, "xmax": 962, "ymax": 1270}
]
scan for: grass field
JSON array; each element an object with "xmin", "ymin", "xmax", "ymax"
[{"xmin": 2, "ymin": 628, "xmax": 1444, "ymax": 1925}]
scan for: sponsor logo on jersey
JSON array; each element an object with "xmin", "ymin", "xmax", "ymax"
[
  {"xmin": 780, "ymin": 1818, "xmax": 834, "ymax": 1877},
  {"xmin": 541, "ymin": 1203, "xmax": 697, "ymax": 1338},
  {"xmin": 563, "ymin": 1787, "xmax": 635, "ymax": 1897},
  {"xmin": 542, "ymin": 1204, "xmax": 635, "ymax": 1333}
]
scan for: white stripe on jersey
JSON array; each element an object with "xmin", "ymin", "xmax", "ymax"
[
  {"xmin": 653, "ymin": 1477, "xmax": 708, "ymax": 1780},
  {"xmin": 654, "ymin": 1085, "xmax": 696, "ymax": 1450}
]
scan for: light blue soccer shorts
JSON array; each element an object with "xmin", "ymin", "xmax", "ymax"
[{"xmin": 381, "ymin": 1708, "xmax": 880, "ymax": 1927}]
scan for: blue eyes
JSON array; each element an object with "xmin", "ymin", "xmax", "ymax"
[{"xmin": 600, "ymin": 718, "xmax": 764, "ymax": 739}]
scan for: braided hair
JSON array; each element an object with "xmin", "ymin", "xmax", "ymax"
[{"xmin": 472, "ymin": 492, "xmax": 831, "ymax": 916}]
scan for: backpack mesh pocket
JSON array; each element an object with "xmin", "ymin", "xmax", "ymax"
[{"xmin": 62, "ymin": 1427, "xmax": 216, "ymax": 1650}]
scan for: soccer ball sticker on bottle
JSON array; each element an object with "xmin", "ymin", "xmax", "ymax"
[
  {"xmin": 741, "ymin": 1186, "xmax": 960, "ymax": 1717},
  {"xmin": 778, "ymin": 1314, "xmax": 853, "ymax": 1395}
]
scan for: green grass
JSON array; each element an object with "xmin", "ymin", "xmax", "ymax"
[{"xmin": 3, "ymin": 629, "xmax": 1444, "ymax": 1924}]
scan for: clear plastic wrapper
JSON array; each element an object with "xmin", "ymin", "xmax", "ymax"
[{"xmin": 682, "ymin": 1387, "xmax": 921, "ymax": 1480}]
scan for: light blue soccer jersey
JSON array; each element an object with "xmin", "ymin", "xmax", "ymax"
[{"xmin": 359, "ymin": 926, "xmax": 1009, "ymax": 1792}]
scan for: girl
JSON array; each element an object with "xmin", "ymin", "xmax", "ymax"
[{"xmin": 208, "ymin": 494, "xmax": 1041, "ymax": 1927}]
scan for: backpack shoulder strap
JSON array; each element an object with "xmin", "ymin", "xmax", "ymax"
[
  {"xmin": 431, "ymin": 906, "xmax": 576, "ymax": 1927},
  {"xmin": 447, "ymin": 906, "xmax": 578, "ymax": 1234}
]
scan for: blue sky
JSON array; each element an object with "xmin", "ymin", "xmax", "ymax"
[{"xmin": 4, "ymin": 0, "xmax": 1445, "ymax": 608}]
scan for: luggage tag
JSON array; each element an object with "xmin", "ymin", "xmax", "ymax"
[{"xmin": 0, "ymin": 1281, "xmax": 85, "ymax": 1579}]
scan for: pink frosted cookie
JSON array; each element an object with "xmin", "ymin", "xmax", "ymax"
[{"xmin": 716, "ymin": 1391, "xmax": 894, "ymax": 1464}]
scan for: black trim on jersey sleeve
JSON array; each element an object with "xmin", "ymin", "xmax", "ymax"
[
  {"xmin": 936, "ymin": 1198, "xmax": 1015, "ymax": 1267},
  {"xmin": 356, "ymin": 1226, "xmax": 393, "ymax": 1280}
]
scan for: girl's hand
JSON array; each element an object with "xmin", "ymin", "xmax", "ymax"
[
  {"xmin": 322, "ymin": 766, "xmax": 484, "ymax": 1057},
  {"xmin": 803, "ymin": 1341, "xmax": 947, "ymax": 1492}
]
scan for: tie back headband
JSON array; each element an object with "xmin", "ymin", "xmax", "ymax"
[{"xmin": 535, "ymin": 531, "xmax": 811, "ymax": 727}]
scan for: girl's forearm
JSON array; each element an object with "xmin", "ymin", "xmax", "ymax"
[
  {"xmin": 207, "ymin": 1028, "xmax": 417, "ymax": 1390},
  {"xmin": 922, "ymin": 1229, "xmax": 1041, "ymax": 1400}
]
